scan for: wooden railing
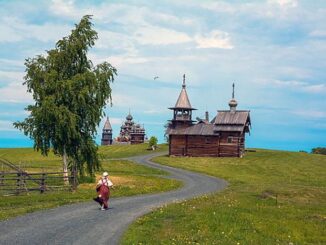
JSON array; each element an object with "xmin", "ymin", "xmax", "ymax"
[
  {"xmin": 0, "ymin": 171, "xmax": 77, "ymax": 195},
  {"xmin": 0, "ymin": 158, "xmax": 77, "ymax": 195}
]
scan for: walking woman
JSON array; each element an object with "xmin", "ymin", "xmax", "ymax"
[{"xmin": 95, "ymin": 172, "xmax": 113, "ymax": 210}]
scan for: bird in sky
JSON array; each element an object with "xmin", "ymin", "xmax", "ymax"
[{"xmin": 154, "ymin": 76, "xmax": 159, "ymax": 80}]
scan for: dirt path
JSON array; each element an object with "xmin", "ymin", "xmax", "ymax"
[{"xmin": 0, "ymin": 152, "xmax": 227, "ymax": 245}]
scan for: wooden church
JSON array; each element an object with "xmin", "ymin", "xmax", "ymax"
[
  {"xmin": 166, "ymin": 75, "xmax": 251, "ymax": 157},
  {"xmin": 116, "ymin": 112, "xmax": 146, "ymax": 144},
  {"xmin": 101, "ymin": 117, "xmax": 113, "ymax": 145}
]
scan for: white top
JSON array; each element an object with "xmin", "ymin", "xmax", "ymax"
[{"xmin": 98, "ymin": 178, "xmax": 113, "ymax": 187}]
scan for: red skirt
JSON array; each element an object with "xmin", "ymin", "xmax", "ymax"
[{"xmin": 98, "ymin": 185, "xmax": 110, "ymax": 209}]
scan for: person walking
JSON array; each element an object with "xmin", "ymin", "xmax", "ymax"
[{"xmin": 95, "ymin": 172, "xmax": 113, "ymax": 210}]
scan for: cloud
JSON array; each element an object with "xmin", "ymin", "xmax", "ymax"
[
  {"xmin": 261, "ymin": 79, "xmax": 326, "ymax": 94},
  {"xmin": 309, "ymin": 30, "xmax": 326, "ymax": 38},
  {"xmin": 134, "ymin": 25, "xmax": 192, "ymax": 46},
  {"xmin": 0, "ymin": 59, "xmax": 24, "ymax": 71},
  {"xmin": 0, "ymin": 120, "xmax": 16, "ymax": 131},
  {"xmin": 195, "ymin": 30, "xmax": 233, "ymax": 49},
  {"xmin": 292, "ymin": 110, "xmax": 326, "ymax": 119},
  {"xmin": 300, "ymin": 84, "xmax": 326, "ymax": 93},
  {"xmin": 143, "ymin": 109, "xmax": 167, "ymax": 114},
  {"xmin": 268, "ymin": 0, "xmax": 298, "ymax": 8},
  {"xmin": 199, "ymin": 1, "xmax": 237, "ymax": 13},
  {"xmin": 0, "ymin": 17, "xmax": 70, "ymax": 43},
  {"xmin": 100, "ymin": 117, "xmax": 122, "ymax": 126},
  {"xmin": 0, "ymin": 82, "xmax": 32, "ymax": 103},
  {"xmin": 0, "ymin": 70, "xmax": 25, "ymax": 83},
  {"xmin": 50, "ymin": 0, "xmax": 78, "ymax": 18}
]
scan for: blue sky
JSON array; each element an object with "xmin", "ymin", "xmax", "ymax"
[{"xmin": 0, "ymin": 0, "xmax": 325, "ymax": 151}]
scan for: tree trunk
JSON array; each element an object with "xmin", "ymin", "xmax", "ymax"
[{"xmin": 63, "ymin": 148, "xmax": 69, "ymax": 185}]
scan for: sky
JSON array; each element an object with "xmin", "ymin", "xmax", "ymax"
[{"xmin": 0, "ymin": 0, "xmax": 325, "ymax": 151}]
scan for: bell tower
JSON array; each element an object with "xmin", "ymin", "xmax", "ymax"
[
  {"xmin": 101, "ymin": 117, "xmax": 113, "ymax": 145},
  {"xmin": 168, "ymin": 74, "xmax": 196, "ymax": 128}
]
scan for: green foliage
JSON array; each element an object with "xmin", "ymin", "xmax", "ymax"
[
  {"xmin": 311, "ymin": 147, "xmax": 326, "ymax": 155},
  {"xmin": 148, "ymin": 136, "xmax": 158, "ymax": 149},
  {"xmin": 13, "ymin": 15, "xmax": 117, "ymax": 176},
  {"xmin": 122, "ymin": 149, "xmax": 326, "ymax": 244}
]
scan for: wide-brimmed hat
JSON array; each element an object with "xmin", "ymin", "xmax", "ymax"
[{"xmin": 102, "ymin": 172, "xmax": 109, "ymax": 177}]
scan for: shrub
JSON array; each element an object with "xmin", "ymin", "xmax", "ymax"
[
  {"xmin": 148, "ymin": 136, "xmax": 158, "ymax": 150},
  {"xmin": 311, "ymin": 147, "xmax": 326, "ymax": 155}
]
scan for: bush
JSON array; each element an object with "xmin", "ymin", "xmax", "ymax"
[
  {"xmin": 311, "ymin": 147, "xmax": 326, "ymax": 155},
  {"xmin": 148, "ymin": 136, "xmax": 158, "ymax": 150}
]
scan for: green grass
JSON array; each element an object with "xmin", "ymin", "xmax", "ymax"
[
  {"xmin": 122, "ymin": 149, "xmax": 326, "ymax": 245},
  {"xmin": 98, "ymin": 143, "xmax": 168, "ymax": 159},
  {"xmin": 0, "ymin": 143, "xmax": 168, "ymax": 171},
  {"xmin": 0, "ymin": 144, "xmax": 180, "ymax": 221}
]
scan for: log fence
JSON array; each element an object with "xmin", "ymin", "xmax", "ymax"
[{"xmin": 0, "ymin": 171, "xmax": 77, "ymax": 195}]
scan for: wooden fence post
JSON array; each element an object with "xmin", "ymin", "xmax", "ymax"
[
  {"xmin": 16, "ymin": 173, "xmax": 22, "ymax": 194},
  {"xmin": 0, "ymin": 171, "xmax": 3, "ymax": 186},
  {"xmin": 40, "ymin": 173, "xmax": 46, "ymax": 193},
  {"xmin": 72, "ymin": 167, "xmax": 77, "ymax": 191}
]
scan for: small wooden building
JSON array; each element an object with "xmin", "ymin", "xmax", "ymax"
[
  {"xmin": 166, "ymin": 77, "xmax": 251, "ymax": 157},
  {"xmin": 101, "ymin": 117, "xmax": 113, "ymax": 145}
]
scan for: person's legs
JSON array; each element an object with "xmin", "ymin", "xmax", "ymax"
[{"xmin": 102, "ymin": 198, "xmax": 108, "ymax": 209}]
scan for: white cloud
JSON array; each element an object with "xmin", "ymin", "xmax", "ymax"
[
  {"xmin": 143, "ymin": 109, "xmax": 166, "ymax": 114},
  {"xmin": 201, "ymin": 0, "xmax": 300, "ymax": 21},
  {"xmin": 268, "ymin": 79, "xmax": 326, "ymax": 94},
  {"xmin": 195, "ymin": 30, "xmax": 233, "ymax": 49},
  {"xmin": 301, "ymin": 84, "xmax": 326, "ymax": 93},
  {"xmin": 0, "ymin": 82, "xmax": 32, "ymax": 103},
  {"xmin": 0, "ymin": 59, "xmax": 24, "ymax": 70},
  {"xmin": 50, "ymin": 0, "xmax": 78, "ymax": 18},
  {"xmin": 268, "ymin": 0, "xmax": 298, "ymax": 8},
  {"xmin": 309, "ymin": 30, "xmax": 326, "ymax": 38},
  {"xmin": 200, "ymin": 2, "xmax": 237, "ymax": 13},
  {"xmin": 0, "ymin": 120, "xmax": 16, "ymax": 131},
  {"xmin": 0, "ymin": 70, "xmax": 24, "ymax": 83},
  {"xmin": 111, "ymin": 93, "xmax": 145, "ymax": 108},
  {"xmin": 292, "ymin": 110, "xmax": 326, "ymax": 119},
  {"xmin": 134, "ymin": 25, "xmax": 192, "ymax": 45},
  {"xmin": 0, "ymin": 17, "xmax": 70, "ymax": 43},
  {"xmin": 100, "ymin": 117, "xmax": 122, "ymax": 126}
]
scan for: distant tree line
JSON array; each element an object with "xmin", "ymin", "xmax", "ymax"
[{"xmin": 311, "ymin": 147, "xmax": 326, "ymax": 155}]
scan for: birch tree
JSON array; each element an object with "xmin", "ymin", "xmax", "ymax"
[{"xmin": 14, "ymin": 15, "xmax": 116, "ymax": 184}]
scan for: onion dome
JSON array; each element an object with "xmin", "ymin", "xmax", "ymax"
[
  {"xmin": 126, "ymin": 113, "xmax": 133, "ymax": 121},
  {"xmin": 229, "ymin": 98, "xmax": 238, "ymax": 108},
  {"xmin": 229, "ymin": 83, "xmax": 238, "ymax": 112}
]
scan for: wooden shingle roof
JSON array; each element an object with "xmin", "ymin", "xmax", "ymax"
[
  {"xmin": 214, "ymin": 110, "xmax": 251, "ymax": 132},
  {"xmin": 103, "ymin": 117, "xmax": 112, "ymax": 130},
  {"xmin": 169, "ymin": 75, "xmax": 196, "ymax": 110},
  {"xmin": 167, "ymin": 123, "xmax": 215, "ymax": 135},
  {"xmin": 214, "ymin": 110, "xmax": 250, "ymax": 125}
]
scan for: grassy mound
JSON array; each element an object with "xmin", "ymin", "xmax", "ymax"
[{"xmin": 122, "ymin": 149, "xmax": 326, "ymax": 244}]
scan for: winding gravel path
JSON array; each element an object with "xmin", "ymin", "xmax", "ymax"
[{"xmin": 0, "ymin": 152, "xmax": 228, "ymax": 245}]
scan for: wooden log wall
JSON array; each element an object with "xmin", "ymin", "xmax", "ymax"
[
  {"xmin": 169, "ymin": 132, "xmax": 246, "ymax": 158},
  {"xmin": 169, "ymin": 135, "xmax": 186, "ymax": 156},
  {"xmin": 187, "ymin": 136, "xmax": 219, "ymax": 157},
  {"xmin": 130, "ymin": 134, "xmax": 145, "ymax": 144}
]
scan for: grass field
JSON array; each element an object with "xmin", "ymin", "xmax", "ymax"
[
  {"xmin": 98, "ymin": 143, "xmax": 168, "ymax": 159},
  {"xmin": 0, "ymin": 143, "xmax": 168, "ymax": 171},
  {"xmin": 122, "ymin": 149, "xmax": 326, "ymax": 244},
  {"xmin": 0, "ymin": 143, "xmax": 181, "ymax": 221}
]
